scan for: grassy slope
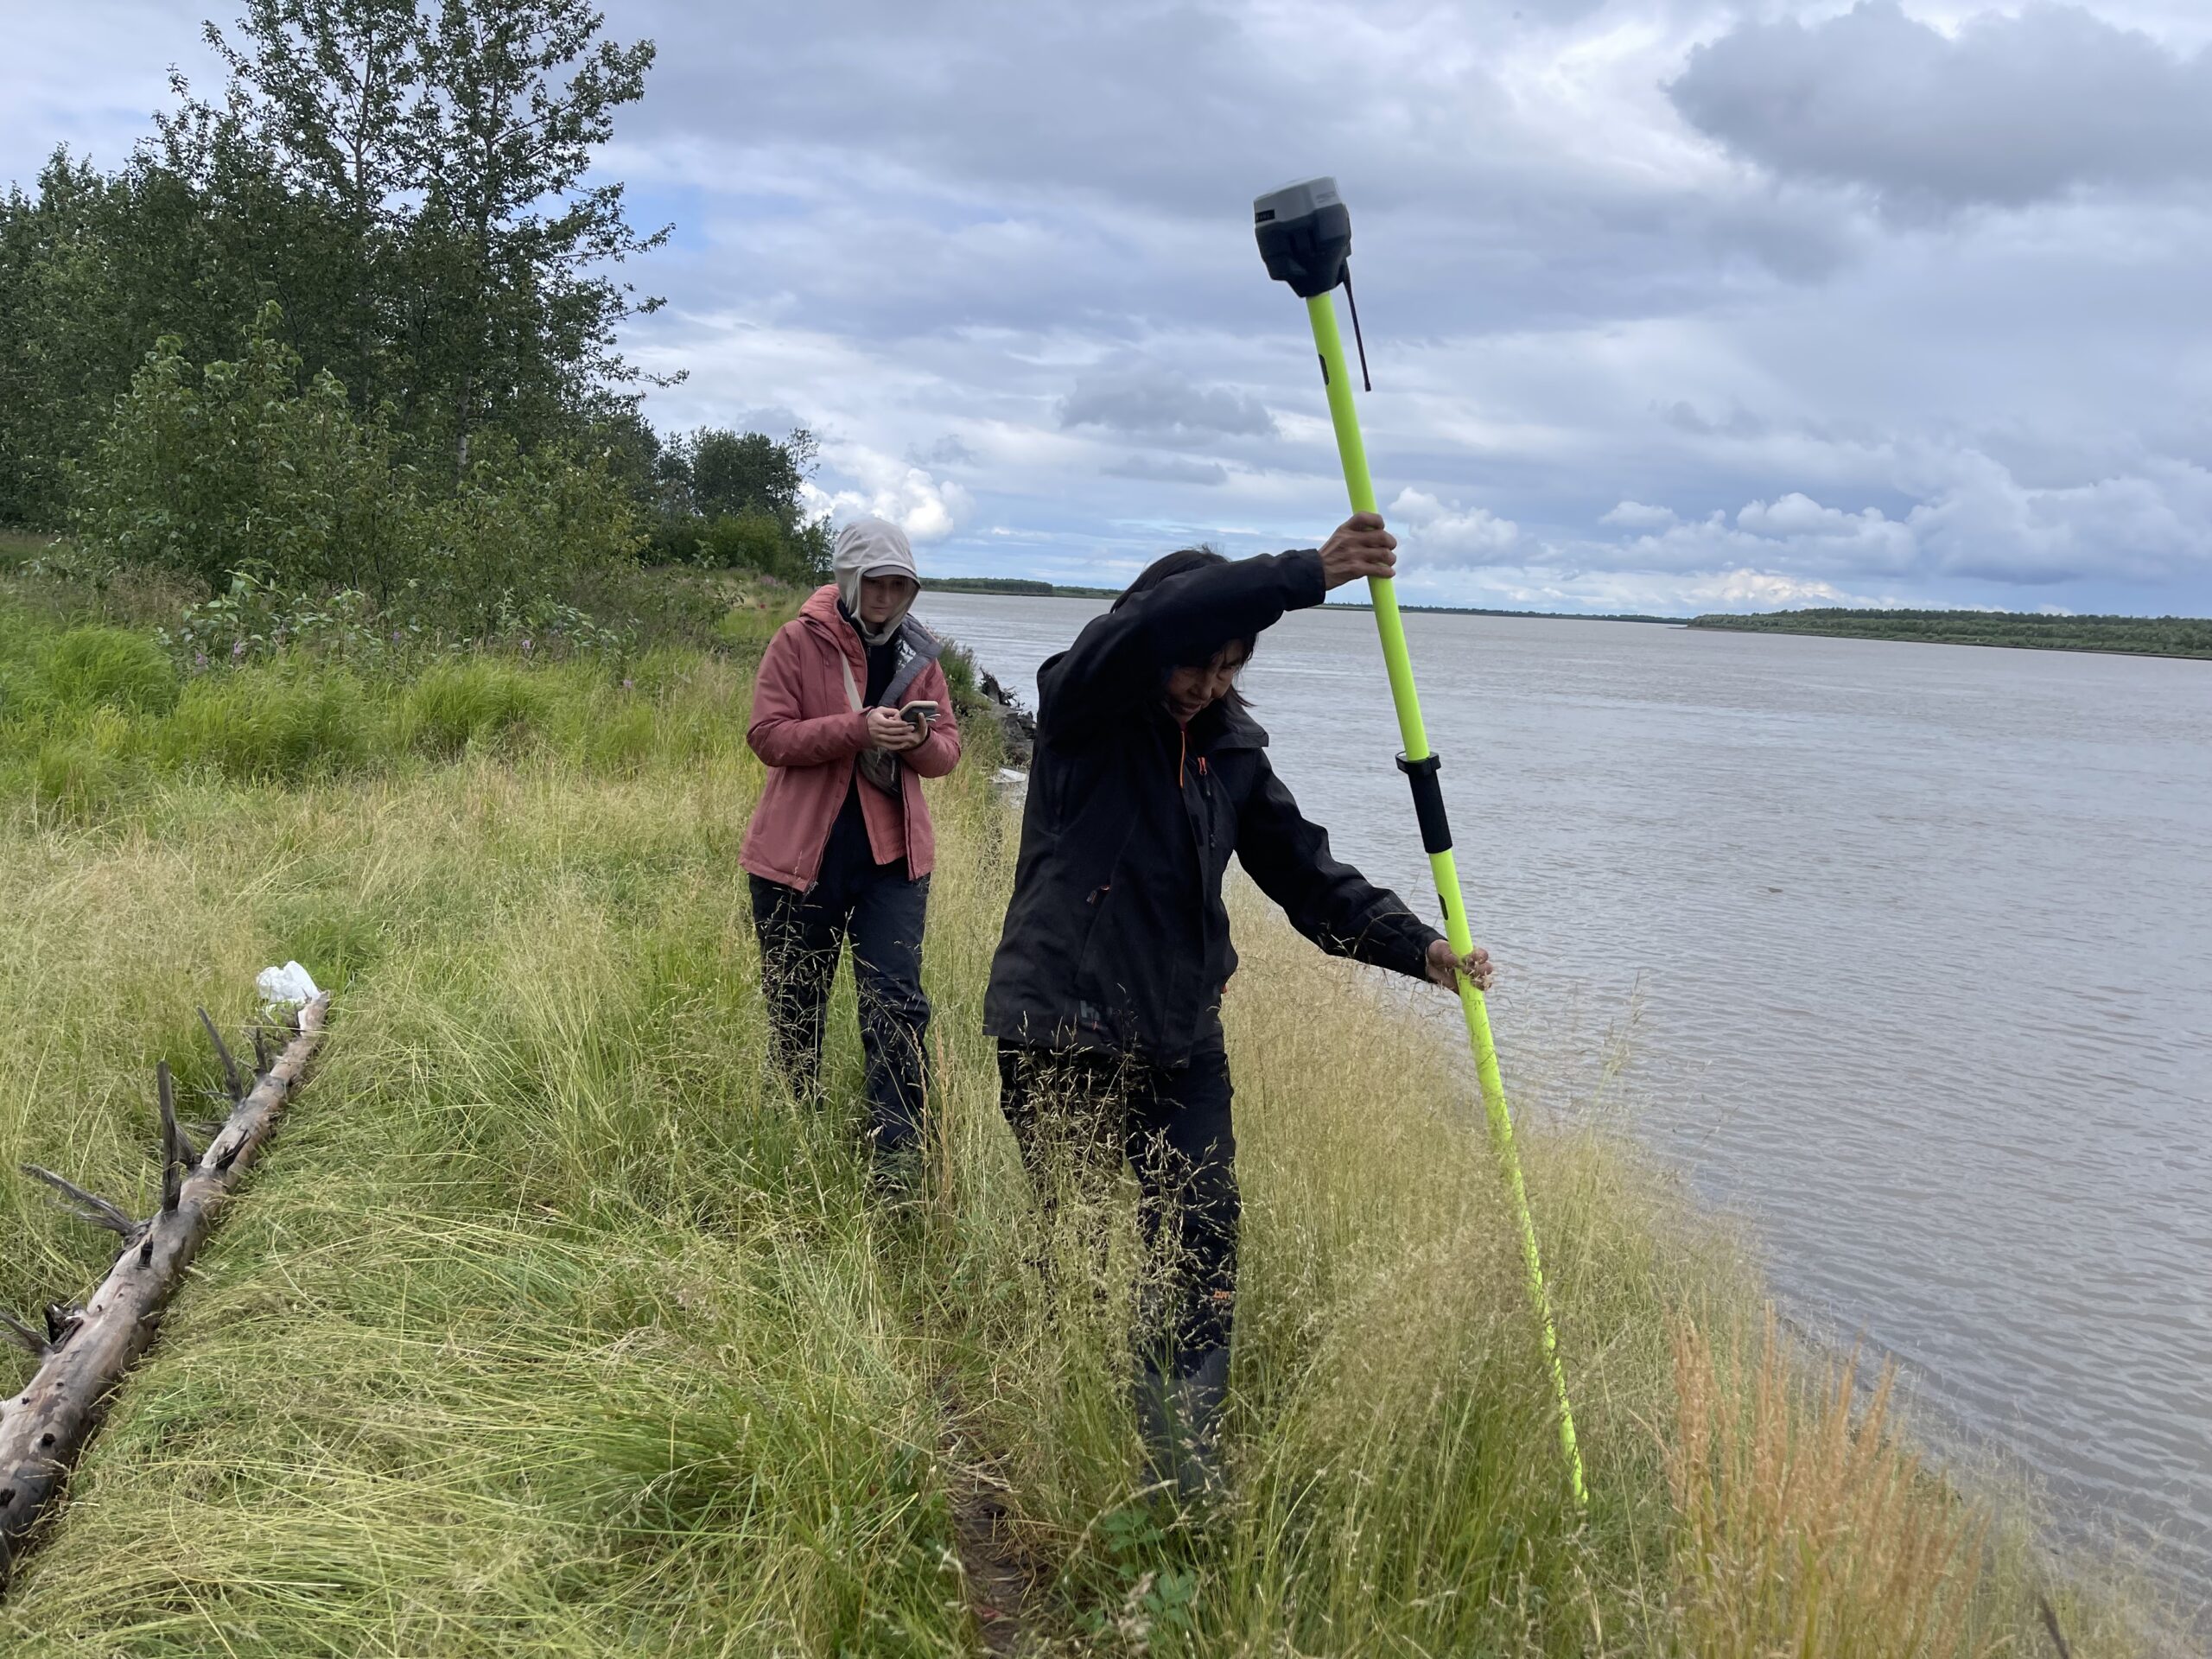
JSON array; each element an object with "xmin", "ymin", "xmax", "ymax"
[{"xmin": 0, "ymin": 588, "xmax": 2179, "ymax": 1656}]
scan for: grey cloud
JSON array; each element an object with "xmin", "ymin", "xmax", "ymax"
[
  {"xmin": 1105, "ymin": 454, "xmax": 1230, "ymax": 486},
  {"xmin": 1060, "ymin": 363, "xmax": 1274, "ymax": 440},
  {"xmin": 1669, "ymin": 2, "xmax": 2212, "ymax": 212},
  {"xmin": 611, "ymin": 0, "xmax": 1859, "ymax": 351},
  {"xmin": 912, "ymin": 435, "xmax": 978, "ymax": 467},
  {"xmin": 1662, "ymin": 400, "xmax": 1771, "ymax": 441}
]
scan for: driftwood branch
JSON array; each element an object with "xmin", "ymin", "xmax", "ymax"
[
  {"xmin": 0, "ymin": 1315, "xmax": 44, "ymax": 1362},
  {"xmin": 197, "ymin": 1008, "xmax": 244, "ymax": 1103},
  {"xmin": 156, "ymin": 1063, "xmax": 190, "ymax": 1212},
  {"xmin": 0, "ymin": 993, "xmax": 329, "ymax": 1586},
  {"xmin": 19, "ymin": 1167, "xmax": 138, "ymax": 1242}
]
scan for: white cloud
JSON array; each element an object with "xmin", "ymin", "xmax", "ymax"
[
  {"xmin": 1600, "ymin": 499, "xmax": 1677, "ymax": 530},
  {"xmin": 1382, "ymin": 561, "xmax": 1882, "ymax": 617},
  {"xmin": 1681, "ymin": 569, "xmax": 1864, "ymax": 608},
  {"xmin": 805, "ymin": 445, "xmax": 971, "ymax": 543},
  {"xmin": 1734, "ymin": 493, "xmax": 1916, "ymax": 568},
  {"xmin": 1571, "ymin": 450, "xmax": 2212, "ymax": 599},
  {"xmin": 1904, "ymin": 448, "xmax": 2212, "ymax": 583},
  {"xmin": 1388, "ymin": 486, "xmax": 1520, "ymax": 568},
  {"xmin": 1105, "ymin": 454, "xmax": 1230, "ymax": 486}
]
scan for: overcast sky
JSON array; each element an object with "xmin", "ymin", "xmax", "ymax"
[{"xmin": 10, "ymin": 1, "xmax": 2212, "ymax": 614}]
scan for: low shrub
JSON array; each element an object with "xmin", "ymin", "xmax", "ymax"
[
  {"xmin": 649, "ymin": 508, "xmax": 832, "ymax": 588},
  {"xmin": 72, "ymin": 309, "xmax": 403, "ymax": 598},
  {"xmin": 936, "ymin": 637, "xmax": 987, "ymax": 721}
]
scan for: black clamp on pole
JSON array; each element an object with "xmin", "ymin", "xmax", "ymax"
[{"xmin": 1395, "ymin": 752, "xmax": 1453, "ymax": 855}]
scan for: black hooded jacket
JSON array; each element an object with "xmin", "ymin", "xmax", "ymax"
[{"xmin": 982, "ymin": 548, "xmax": 1442, "ymax": 1065}]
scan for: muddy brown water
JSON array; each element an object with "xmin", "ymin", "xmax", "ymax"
[{"xmin": 918, "ymin": 590, "xmax": 2212, "ymax": 1605}]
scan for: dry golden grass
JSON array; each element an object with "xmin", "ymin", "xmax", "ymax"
[{"xmin": 1669, "ymin": 1306, "xmax": 1990, "ymax": 1659}]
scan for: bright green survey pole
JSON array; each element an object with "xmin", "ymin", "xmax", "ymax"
[{"xmin": 1254, "ymin": 177, "xmax": 1586, "ymax": 1506}]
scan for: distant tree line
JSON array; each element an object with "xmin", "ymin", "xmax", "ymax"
[
  {"xmin": 639, "ymin": 426, "xmax": 832, "ymax": 588},
  {"xmin": 0, "ymin": 0, "xmax": 826, "ymax": 632},
  {"xmin": 927, "ymin": 577, "xmax": 1123, "ymax": 599},
  {"xmin": 1688, "ymin": 608, "xmax": 2212, "ymax": 660}
]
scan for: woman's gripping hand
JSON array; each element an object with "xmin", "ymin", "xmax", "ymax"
[{"xmin": 1319, "ymin": 512, "xmax": 1398, "ymax": 590}]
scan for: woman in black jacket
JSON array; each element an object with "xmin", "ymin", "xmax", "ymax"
[{"xmin": 982, "ymin": 512, "xmax": 1492, "ymax": 1495}]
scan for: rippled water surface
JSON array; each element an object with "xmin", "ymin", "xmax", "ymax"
[{"xmin": 919, "ymin": 590, "xmax": 2212, "ymax": 1601}]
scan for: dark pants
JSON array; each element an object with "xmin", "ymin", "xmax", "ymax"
[
  {"xmin": 750, "ymin": 863, "xmax": 931, "ymax": 1150},
  {"xmin": 997, "ymin": 1039, "xmax": 1238, "ymax": 1376}
]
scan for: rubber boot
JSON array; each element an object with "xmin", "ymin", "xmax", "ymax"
[
  {"xmin": 1135, "ymin": 1344, "xmax": 1230, "ymax": 1502},
  {"xmin": 868, "ymin": 1135, "xmax": 925, "ymax": 1208}
]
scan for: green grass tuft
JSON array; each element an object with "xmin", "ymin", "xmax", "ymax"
[
  {"xmin": 397, "ymin": 658, "xmax": 551, "ymax": 760},
  {"xmin": 42, "ymin": 626, "xmax": 179, "ymax": 714}
]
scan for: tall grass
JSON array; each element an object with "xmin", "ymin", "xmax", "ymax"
[{"xmin": 0, "ymin": 594, "xmax": 2185, "ymax": 1655}]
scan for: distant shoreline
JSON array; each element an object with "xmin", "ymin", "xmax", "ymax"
[
  {"xmin": 1332, "ymin": 602, "xmax": 1679, "ymax": 624},
  {"xmin": 927, "ymin": 577, "xmax": 1679, "ymax": 622},
  {"xmin": 927, "ymin": 582, "xmax": 2212, "ymax": 660},
  {"xmin": 1687, "ymin": 608, "xmax": 2212, "ymax": 662},
  {"xmin": 925, "ymin": 577, "xmax": 1122, "ymax": 600}
]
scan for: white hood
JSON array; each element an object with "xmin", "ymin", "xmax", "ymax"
[{"xmin": 832, "ymin": 517, "xmax": 920, "ymax": 645}]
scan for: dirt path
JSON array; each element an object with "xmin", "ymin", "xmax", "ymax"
[
  {"xmin": 950, "ymin": 1467, "xmax": 1037, "ymax": 1656},
  {"xmin": 937, "ymin": 1382, "xmax": 1042, "ymax": 1656}
]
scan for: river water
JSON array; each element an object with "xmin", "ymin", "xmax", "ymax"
[{"xmin": 916, "ymin": 588, "xmax": 2212, "ymax": 1604}]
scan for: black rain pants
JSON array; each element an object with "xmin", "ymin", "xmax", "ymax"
[{"xmin": 996, "ymin": 1037, "xmax": 1237, "ymax": 1376}]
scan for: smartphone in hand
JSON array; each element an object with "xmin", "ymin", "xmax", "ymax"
[{"xmin": 899, "ymin": 700, "xmax": 939, "ymax": 733}]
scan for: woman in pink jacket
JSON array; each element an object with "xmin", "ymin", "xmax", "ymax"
[{"xmin": 738, "ymin": 518, "xmax": 962, "ymax": 1167}]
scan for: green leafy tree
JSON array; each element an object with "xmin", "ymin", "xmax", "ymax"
[
  {"xmin": 71, "ymin": 304, "xmax": 640, "ymax": 623},
  {"xmin": 685, "ymin": 428, "xmax": 817, "ymax": 524},
  {"xmin": 71, "ymin": 305, "xmax": 405, "ymax": 596},
  {"xmin": 403, "ymin": 0, "xmax": 671, "ymax": 470},
  {"xmin": 0, "ymin": 143, "xmax": 328, "ymax": 526},
  {"xmin": 412, "ymin": 431, "xmax": 643, "ymax": 632},
  {"xmin": 1, "ymin": 0, "xmax": 673, "ymax": 521},
  {"xmin": 191, "ymin": 0, "xmax": 671, "ymax": 459},
  {"xmin": 193, "ymin": 0, "xmax": 423, "ymax": 411},
  {"xmin": 646, "ymin": 426, "xmax": 831, "ymax": 583}
]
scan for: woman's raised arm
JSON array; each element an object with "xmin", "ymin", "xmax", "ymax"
[{"xmin": 1037, "ymin": 549, "xmax": 1325, "ymax": 738}]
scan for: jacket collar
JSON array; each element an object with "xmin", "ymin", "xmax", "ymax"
[{"xmin": 1173, "ymin": 696, "xmax": 1268, "ymax": 753}]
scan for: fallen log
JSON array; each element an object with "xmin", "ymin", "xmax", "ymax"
[{"xmin": 0, "ymin": 992, "xmax": 330, "ymax": 1585}]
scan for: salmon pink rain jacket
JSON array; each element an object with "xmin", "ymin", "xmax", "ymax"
[{"xmin": 738, "ymin": 583, "xmax": 963, "ymax": 891}]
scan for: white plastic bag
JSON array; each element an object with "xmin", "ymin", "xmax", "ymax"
[{"xmin": 256, "ymin": 961, "xmax": 321, "ymax": 1016}]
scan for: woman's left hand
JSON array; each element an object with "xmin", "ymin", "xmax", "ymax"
[{"xmin": 1426, "ymin": 938, "xmax": 1495, "ymax": 992}]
